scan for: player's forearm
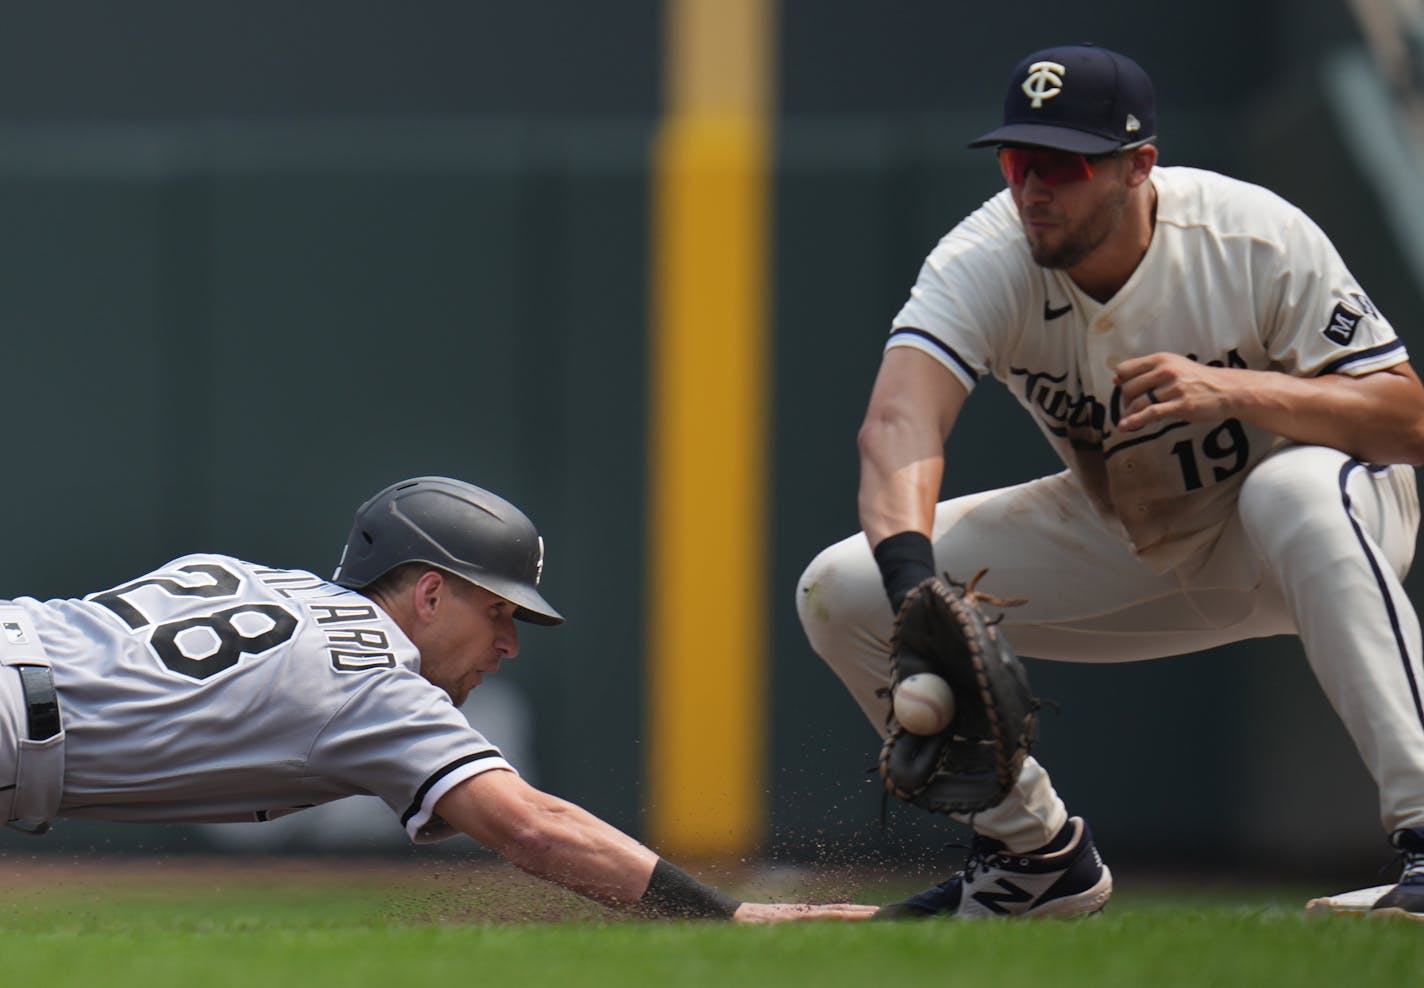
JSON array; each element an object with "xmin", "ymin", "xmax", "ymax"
[
  {"xmin": 1225, "ymin": 368, "xmax": 1424, "ymax": 464},
  {"xmin": 856, "ymin": 438, "xmax": 943, "ymax": 546},
  {"xmin": 1117, "ymin": 355, "xmax": 1424, "ymax": 464},
  {"xmin": 857, "ymin": 348, "xmax": 967, "ymax": 545},
  {"xmin": 490, "ymin": 803, "xmax": 873, "ymax": 922},
  {"xmin": 513, "ymin": 823, "xmax": 656, "ymax": 906},
  {"xmin": 435, "ymin": 772, "xmax": 653, "ymax": 905},
  {"xmin": 857, "ymin": 421, "xmax": 948, "ymax": 612},
  {"xmin": 857, "ymin": 393, "xmax": 949, "ymax": 545},
  {"xmin": 443, "ymin": 781, "xmax": 763, "ymax": 918},
  {"xmin": 477, "ymin": 790, "xmax": 660, "ymax": 906}
]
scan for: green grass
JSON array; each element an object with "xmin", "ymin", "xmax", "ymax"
[{"xmin": 0, "ymin": 862, "xmax": 1419, "ymax": 987}]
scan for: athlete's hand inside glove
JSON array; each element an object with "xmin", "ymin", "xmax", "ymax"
[{"xmin": 878, "ymin": 571, "xmax": 1040, "ymax": 814}]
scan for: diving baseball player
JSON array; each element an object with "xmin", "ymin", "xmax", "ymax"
[
  {"xmin": 797, "ymin": 44, "xmax": 1424, "ymax": 921},
  {"xmin": 0, "ymin": 476, "xmax": 873, "ymax": 923}
]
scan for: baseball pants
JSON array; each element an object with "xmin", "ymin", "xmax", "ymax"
[{"xmin": 797, "ymin": 444, "xmax": 1424, "ymax": 851}]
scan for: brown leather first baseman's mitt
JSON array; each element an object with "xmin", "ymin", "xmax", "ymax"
[{"xmin": 878, "ymin": 570, "xmax": 1039, "ymax": 814}]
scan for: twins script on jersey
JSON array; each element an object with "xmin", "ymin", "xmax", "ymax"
[{"xmin": 888, "ymin": 166, "xmax": 1408, "ymax": 570}]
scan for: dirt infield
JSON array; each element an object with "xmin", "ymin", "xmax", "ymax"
[
  {"xmin": 0, "ymin": 854, "xmax": 425, "ymax": 886},
  {"xmin": 0, "ymin": 854, "xmax": 888, "ymax": 924},
  {"xmin": 0, "ymin": 854, "xmax": 596, "ymax": 923}
]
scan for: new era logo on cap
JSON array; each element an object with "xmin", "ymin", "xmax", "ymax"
[{"xmin": 969, "ymin": 44, "xmax": 1157, "ymax": 154}]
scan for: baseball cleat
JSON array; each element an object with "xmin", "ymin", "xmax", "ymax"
[
  {"xmin": 1368, "ymin": 826, "xmax": 1424, "ymax": 921},
  {"xmin": 1305, "ymin": 827, "xmax": 1424, "ymax": 921},
  {"xmin": 876, "ymin": 816, "xmax": 1112, "ymax": 919}
]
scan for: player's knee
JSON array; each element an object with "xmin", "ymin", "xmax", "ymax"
[
  {"xmin": 796, "ymin": 538, "xmax": 885, "ymax": 648},
  {"xmin": 1238, "ymin": 446, "xmax": 1349, "ymax": 544}
]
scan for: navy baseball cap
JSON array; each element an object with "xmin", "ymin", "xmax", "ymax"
[{"xmin": 968, "ymin": 44, "xmax": 1156, "ymax": 154}]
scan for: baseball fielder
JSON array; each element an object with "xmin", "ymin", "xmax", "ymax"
[
  {"xmin": 797, "ymin": 44, "xmax": 1424, "ymax": 920},
  {"xmin": 0, "ymin": 476, "xmax": 873, "ymax": 923}
]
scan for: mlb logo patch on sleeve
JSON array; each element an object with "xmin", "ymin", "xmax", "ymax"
[{"xmin": 1323, "ymin": 300, "xmax": 1364, "ymax": 345}]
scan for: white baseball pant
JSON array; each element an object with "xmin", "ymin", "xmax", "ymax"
[{"xmin": 797, "ymin": 444, "xmax": 1424, "ymax": 851}]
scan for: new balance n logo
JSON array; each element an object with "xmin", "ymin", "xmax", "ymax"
[{"xmin": 972, "ymin": 878, "xmax": 1035, "ymax": 914}]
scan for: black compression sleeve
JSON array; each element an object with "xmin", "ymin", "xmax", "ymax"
[
  {"xmin": 872, "ymin": 530, "xmax": 936, "ymax": 612},
  {"xmin": 638, "ymin": 859, "xmax": 742, "ymax": 919}
]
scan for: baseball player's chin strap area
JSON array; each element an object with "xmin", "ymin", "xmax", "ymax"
[{"xmin": 636, "ymin": 859, "xmax": 742, "ymax": 919}]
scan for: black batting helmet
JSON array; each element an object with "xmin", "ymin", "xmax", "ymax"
[{"xmin": 332, "ymin": 476, "xmax": 564, "ymax": 626}]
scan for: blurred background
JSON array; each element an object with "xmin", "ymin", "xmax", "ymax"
[{"xmin": 0, "ymin": 0, "xmax": 1422, "ymax": 887}]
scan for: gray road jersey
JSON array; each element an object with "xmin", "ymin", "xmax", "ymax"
[{"xmin": 15, "ymin": 553, "xmax": 513, "ymax": 842}]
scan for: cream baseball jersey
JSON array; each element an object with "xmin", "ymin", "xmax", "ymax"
[
  {"xmin": 11, "ymin": 554, "xmax": 513, "ymax": 841},
  {"xmin": 888, "ymin": 165, "xmax": 1408, "ymax": 571}
]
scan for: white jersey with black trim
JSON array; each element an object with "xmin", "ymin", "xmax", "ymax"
[
  {"xmin": 889, "ymin": 165, "xmax": 1408, "ymax": 571},
  {"xmin": 14, "ymin": 553, "xmax": 512, "ymax": 842}
]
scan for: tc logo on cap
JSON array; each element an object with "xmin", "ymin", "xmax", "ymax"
[{"xmin": 1022, "ymin": 61, "xmax": 1066, "ymax": 108}]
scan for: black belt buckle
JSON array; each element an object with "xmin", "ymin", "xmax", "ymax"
[{"xmin": 16, "ymin": 666, "xmax": 60, "ymax": 741}]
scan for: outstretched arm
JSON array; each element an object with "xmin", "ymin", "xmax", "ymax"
[
  {"xmin": 435, "ymin": 769, "xmax": 877, "ymax": 922},
  {"xmin": 1115, "ymin": 355, "xmax": 1424, "ymax": 465}
]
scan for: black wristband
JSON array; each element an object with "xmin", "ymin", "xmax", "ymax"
[
  {"xmin": 638, "ymin": 858, "xmax": 742, "ymax": 920},
  {"xmin": 872, "ymin": 531, "xmax": 936, "ymax": 612}
]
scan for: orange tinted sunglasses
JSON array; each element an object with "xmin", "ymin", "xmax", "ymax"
[{"xmin": 997, "ymin": 146, "xmax": 1136, "ymax": 187}]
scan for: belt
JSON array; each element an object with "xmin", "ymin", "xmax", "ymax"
[{"xmin": 15, "ymin": 666, "xmax": 60, "ymax": 741}]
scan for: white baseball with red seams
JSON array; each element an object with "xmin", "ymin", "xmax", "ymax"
[{"xmin": 893, "ymin": 673, "xmax": 956, "ymax": 735}]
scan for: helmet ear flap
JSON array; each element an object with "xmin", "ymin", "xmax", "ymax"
[{"xmin": 332, "ymin": 477, "xmax": 564, "ymax": 626}]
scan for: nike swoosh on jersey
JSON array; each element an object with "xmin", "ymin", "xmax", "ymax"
[{"xmin": 1043, "ymin": 300, "xmax": 1073, "ymax": 321}]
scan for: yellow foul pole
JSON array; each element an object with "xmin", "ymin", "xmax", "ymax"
[{"xmin": 647, "ymin": 0, "xmax": 775, "ymax": 857}]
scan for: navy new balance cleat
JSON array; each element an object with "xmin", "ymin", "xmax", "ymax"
[
  {"xmin": 1370, "ymin": 826, "xmax": 1424, "ymax": 922},
  {"xmin": 1306, "ymin": 827, "xmax": 1424, "ymax": 920},
  {"xmin": 878, "ymin": 816, "xmax": 1112, "ymax": 919}
]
